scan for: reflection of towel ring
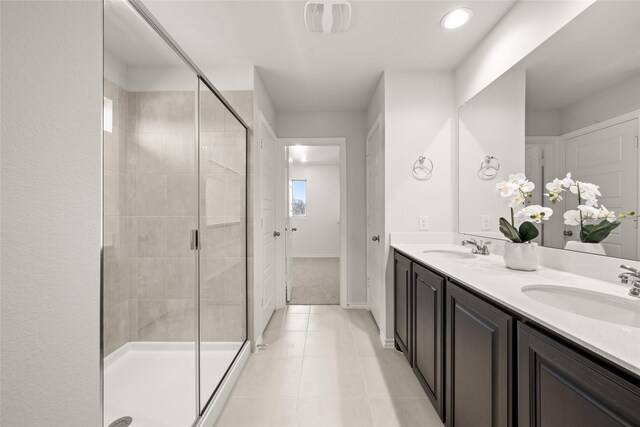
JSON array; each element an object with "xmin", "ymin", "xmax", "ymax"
[
  {"xmin": 412, "ymin": 156, "xmax": 434, "ymax": 181},
  {"xmin": 479, "ymin": 155, "xmax": 500, "ymax": 180}
]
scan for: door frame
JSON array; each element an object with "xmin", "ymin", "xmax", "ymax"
[{"xmin": 275, "ymin": 137, "xmax": 348, "ymax": 308}]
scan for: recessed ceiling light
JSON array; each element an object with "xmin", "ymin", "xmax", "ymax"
[{"xmin": 441, "ymin": 8, "xmax": 473, "ymax": 30}]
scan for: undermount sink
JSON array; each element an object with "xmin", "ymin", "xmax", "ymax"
[
  {"xmin": 422, "ymin": 250, "xmax": 476, "ymax": 260},
  {"xmin": 522, "ymin": 285, "xmax": 640, "ymax": 328}
]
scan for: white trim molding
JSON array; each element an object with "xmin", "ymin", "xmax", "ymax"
[{"xmin": 277, "ymin": 137, "xmax": 349, "ymax": 308}]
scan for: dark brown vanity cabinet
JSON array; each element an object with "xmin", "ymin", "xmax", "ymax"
[
  {"xmin": 412, "ymin": 263, "xmax": 444, "ymax": 419},
  {"xmin": 445, "ymin": 282, "xmax": 513, "ymax": 427},
  {"xmin": 394, "ymin": 251, "xmax": 412, "ymax": 363},
  {"xmin": 518, "ymin": 323, "xmax": 640, "ymax": 427}
]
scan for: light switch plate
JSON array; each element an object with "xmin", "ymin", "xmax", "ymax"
[
  {"xmin": 419, "ymin": 215, "xmax": 429, "ymax": 231},
  {"xmin": 481, "ymin": 215, "xmax": 491, "ymax": 231}
]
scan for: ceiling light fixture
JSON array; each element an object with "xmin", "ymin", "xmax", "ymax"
[
  {"xmin": 441, "ymin": 8, "xmax": 473, "ymax": 30},
  {"xmin": 304, "ymin": 1, "xmax": 351, "ymax": 34}
]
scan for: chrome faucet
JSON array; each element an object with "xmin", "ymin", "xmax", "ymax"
[
  {"xmin": 619, "ymin": 265, "xmax": 640, "ymax": 297},
  {"xmin": 461, "ymin": 238, "xmax": 491, "ymax": 255}
]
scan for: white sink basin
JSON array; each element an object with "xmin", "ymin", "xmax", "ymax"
[
  {"xmin": 522, "ymin": 285, "xmax": 640, "ymax": 328},
  {"xmin": 422, "ymin": 250, "xmax": 476, "ymax": 260}
]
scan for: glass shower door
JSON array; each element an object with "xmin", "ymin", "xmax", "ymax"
[
  {"xmin": 103, "ymin": 1, "xmax": 198, "ymax": 426},
  {"xmin": 198, "ymin": 80, "xmax": 248, "ymax": 410}
]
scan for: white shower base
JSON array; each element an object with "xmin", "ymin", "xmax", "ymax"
[{"xmin": 104, "ymin": 341, "xmax": 243, "ymax": 427}]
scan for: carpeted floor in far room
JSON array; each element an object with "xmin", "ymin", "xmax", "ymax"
[{"xmin": 289, "ymin": 257, "xmax": 340, "ymax": 305}]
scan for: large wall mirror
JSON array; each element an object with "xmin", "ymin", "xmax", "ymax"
[{"xmin": 458, "ymin": 0, "xmax": 640, "ymax": 260}]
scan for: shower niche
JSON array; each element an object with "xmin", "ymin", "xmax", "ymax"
[{"xmin": 102, "ymin": 1, "xmax": 248, "ymax": 426}]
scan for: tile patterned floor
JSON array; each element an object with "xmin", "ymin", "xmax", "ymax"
[{"xmin": 215, "ymin": 305, "xmax": 444, "ymax": 427}]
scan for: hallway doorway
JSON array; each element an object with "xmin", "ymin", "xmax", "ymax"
[{"xmin": 276, "ymin": 139, "xmax": 347, "ymax": 307}]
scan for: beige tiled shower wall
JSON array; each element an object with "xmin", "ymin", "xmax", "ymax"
[
  {"xmin": 103, "ymin": 78, "xmax": 132, "ymax": 356},
  {"xmin": 103, "ymin": 79, "xmax": 251, "ymax": 356}
]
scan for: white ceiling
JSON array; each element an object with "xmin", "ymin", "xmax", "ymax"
[
  {"xmin": 523, "ymin": 1, "xmax": 640, "ymax": 111},
  {"xmin": 143, "ymin": 0, "xmax": 515, "ymax": 112},
  {"xmin": 289, "ymin": 145, "xmax": 340, "ymax": 165}
]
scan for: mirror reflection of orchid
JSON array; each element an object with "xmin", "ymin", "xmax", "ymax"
[
  {"xmin": 496, "ymin": 173, "xmax": 553, "ymax": 243},
  {"xmin": 545, "ymin": 173, "xmax": 635, "ymax": 244}
]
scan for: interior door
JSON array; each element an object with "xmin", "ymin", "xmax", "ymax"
[
  {"xmin": 367, "ymin": 119, "xmax": 383, "ymax": 327},
  {"xmin": 261, "ymin": 118, "xmax": 277, "ymax": 330},
  {"xmin": 564, "ymin": 119, "xmax": 638, "ymax": 258},
  {"xmin": 284, "ymin": 146, "xmax": 294, "ymax": 302}
]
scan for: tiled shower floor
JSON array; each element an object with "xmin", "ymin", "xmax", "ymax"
[{"xmin": 104, "ymin": 341, "xmax": 242, "ymax": 427}]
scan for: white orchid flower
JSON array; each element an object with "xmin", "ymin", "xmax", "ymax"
[
  {"xmin": 564, "ymin": 209, "xmax": 582, "ymax": 226},
  {"xmin": 514, "ymin": 205, "xmax": 553, "ymax": 225},
  {"xmin": 578, "ymin": 205, "xmax": 616, "ymax": 223},
  {"xmin": 545, "ymin": 178, "xmax": 565, "ymax": 203},
  {"xmin": 496, "ymin": 180, "xmax": 518, "ymax": 198},
  {"xmin": 561, "ymin": 173, "xmax": 574, "ymax": 187},
  {"xmin": 569, "ymin": 181, "xmax": 600, "ymax": 207}
]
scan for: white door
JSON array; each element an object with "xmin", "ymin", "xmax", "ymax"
[
  {"xmin": 525, "ymin": 144, "xmax": 543, "ymax": 245},
  {"xmin": 284, "ymin": 147, "xmax": 294, "ymax": 302},
  {"xmin": 261, "ymin": 119, "xmax": 277, "ymax": 330},
  {"xmin": 366, "ymin": 118, "xmax": 383, "ymax": 327},
  {"xmin": 564, "ymin": 119, "xmax": 638, "ymax": 258}
]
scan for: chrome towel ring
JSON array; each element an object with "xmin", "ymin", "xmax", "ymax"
[
  {"xmin": 479, "ymin": 155, "xmax": 500, "ymax": 180},
  {"xmin": 413, "ymin": 156, "xmax": 434, "ymax": 181}
]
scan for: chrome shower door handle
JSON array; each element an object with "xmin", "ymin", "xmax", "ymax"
[{"xmin": 190, "ymin": 229, "xmax": 199, "ymax": 250}]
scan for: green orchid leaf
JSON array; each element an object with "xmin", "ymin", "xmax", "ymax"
[
  {"xmin": 582, "ymin": 220, "xmax": 621, "ymax": 244},
  {"xmin": 519, "ymin": 221, "xmax": 539, "ymax": 243},
  {"xmin": 499, "ymin": 217, "xmax": 522, "ymax": 243}
]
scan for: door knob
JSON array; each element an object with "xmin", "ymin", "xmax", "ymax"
[
  {"xmin": 291, "ymin": 228, "xmax": 298, "ymax": 232},
  {"xmin": 274, "ymin": 231, "xmax": 281, "ymax": 237},
  {"xmin": 372, "ymin": 235, "xmax": 380, "ymax": 242},
  {"xmin": 563, "ymin": 230, "xmax": 573, "ymax": 237}
]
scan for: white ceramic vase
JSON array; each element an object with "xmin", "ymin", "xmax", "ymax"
[
  {"xmin": 503, "ymin": 242, "xmax": 538, "ymax": 271},
  {"xmin": 564, "ymin": 240, "xmax": 606, "ymax": 256}
]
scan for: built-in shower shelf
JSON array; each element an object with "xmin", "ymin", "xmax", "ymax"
[
  {"xmin": 205, "ymin": 157, "xmax": 242, "ymax": 175},
  {"xmin": 205, "ymin": 219, "xmax": 241, "ymax": 228}
]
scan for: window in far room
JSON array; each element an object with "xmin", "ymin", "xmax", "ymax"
[{"xmin": 290, "ymin": 179, "xmax": 307, "ymax": 217}]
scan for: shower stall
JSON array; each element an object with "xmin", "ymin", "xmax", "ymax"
[{"xmin": 102, "ymin": 1, "xmax": 248, "ymax": 426}]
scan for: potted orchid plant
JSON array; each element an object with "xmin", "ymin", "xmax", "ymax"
[
  {"xmin": 545, "ymin": 173, "xmax": 635, "ymax": 255},
  {"xmin": 496, "ymin": 173, "xmax": 553, "ymax": 270}
]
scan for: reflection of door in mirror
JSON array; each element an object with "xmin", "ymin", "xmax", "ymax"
[{"xmin": 564, "ymin": 120, "xmax": 638, "ymax": 259}]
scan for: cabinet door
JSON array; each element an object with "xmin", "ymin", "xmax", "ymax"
[
  {"xmin": 518, "ymin": 323, "xmax": 640, "ymax": 427},
  {"xmin": 394, "ymin": 251, "xmax": 411, "ymax": 363},
  {"xmin": 413, "ymin": 263, "xmax": 444, "ymax": 420},
  {"xmin": 446, "ymin": 282, "xmax": 513, "ymax": 427}
]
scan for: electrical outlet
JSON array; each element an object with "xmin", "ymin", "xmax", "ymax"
[
  {"xmin": 419, "ymin": 215, "xmax": 429, "ymax": 231},
  {"xmin": 481, "ymin": 215, "xmax": 491, "ymax": 231}
]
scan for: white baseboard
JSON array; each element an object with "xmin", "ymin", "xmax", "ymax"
[
  {"xmin": 196, "ymin": 340, "xmax": 251, "ymax": 427},
  {"xmin": 346, "ymin": 302, "xmax": 368, "ymax": 310},
  {"xmin": 379, "ymin": 331, "xmax": 395, "ymax": 349}
]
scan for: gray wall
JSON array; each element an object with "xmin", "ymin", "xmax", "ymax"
[{"xmin": 1, "ymin": 1, "xmax": 102, "ymax": 425}]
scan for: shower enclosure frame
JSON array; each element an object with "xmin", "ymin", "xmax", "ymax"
[{"xmin": 101, "ymin": 1, "xmax": 250, "ymax": 425}]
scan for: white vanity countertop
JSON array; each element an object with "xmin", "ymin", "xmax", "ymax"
[{"xmin": 391, "ymin": 243, "xmax": 640, "ymax": 377}]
